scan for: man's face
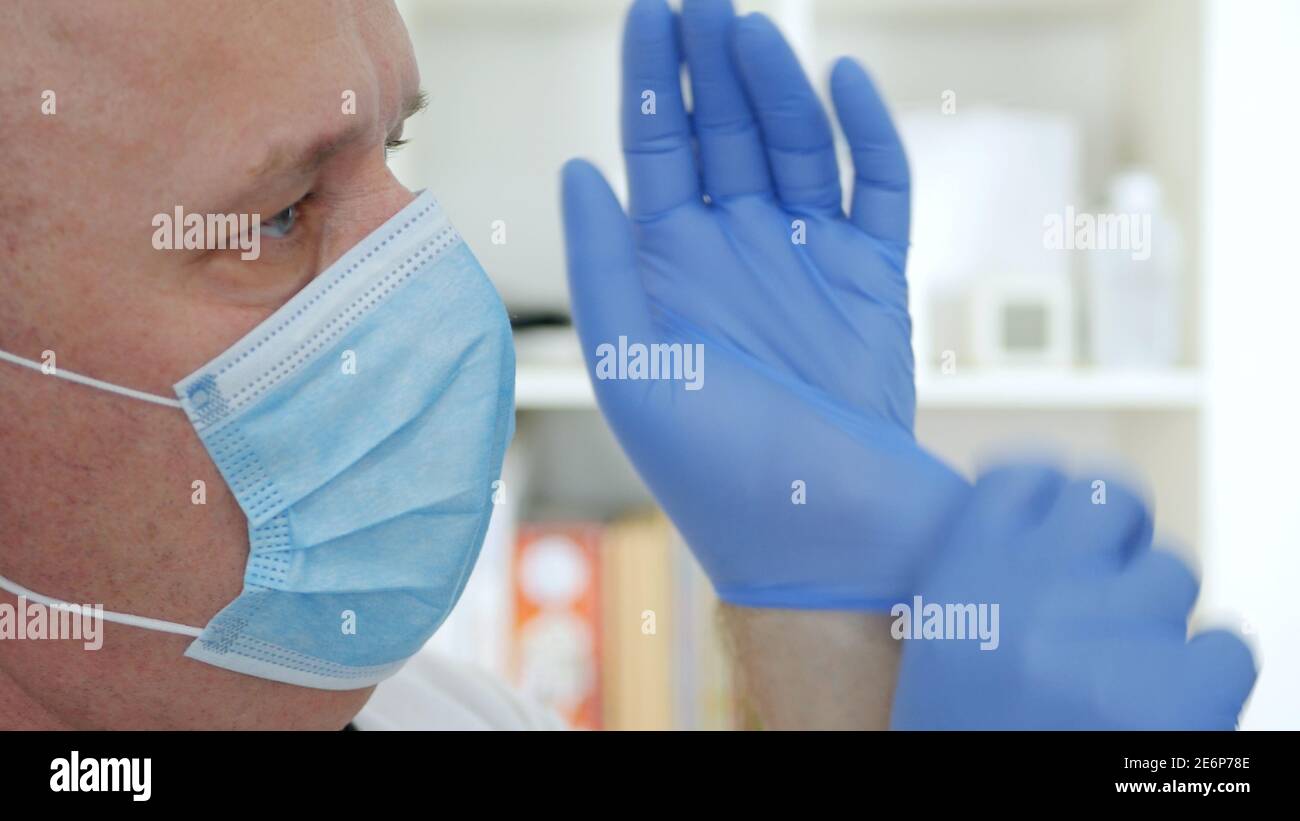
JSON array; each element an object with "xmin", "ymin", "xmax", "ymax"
[{"xmin": 0, "ymin": 0, "xmax": 424, "ymax": 728}]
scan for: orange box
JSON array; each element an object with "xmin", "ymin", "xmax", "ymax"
[{"xmin": 511, "ymin": 523, "xmax": 603, "ymax": 730}]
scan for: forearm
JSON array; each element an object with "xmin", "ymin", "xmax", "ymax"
[{"xmin": 719, "ymin": 605, "xmax": 899, "ymax": 730}]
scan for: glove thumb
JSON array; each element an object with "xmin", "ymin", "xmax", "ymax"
[{"xmin": 561, "ymin": 158, "xmax": 655, "ymax": 385}]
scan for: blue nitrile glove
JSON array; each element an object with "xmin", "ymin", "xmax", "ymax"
[
  {"xmin": 890, "ymin": 465, "xmax": 1258, "ymax": 729},
  {"xmin": 561, "ymin": 0, "xmax": 968, "ymax": 609}
]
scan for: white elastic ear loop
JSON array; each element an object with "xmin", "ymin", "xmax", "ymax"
[
  {"xmin": 0, "ymin": 349, "xmax": 183, "ymax": 409},
  {"xmin": 0, "ymin": 352, "xmax": 200, "ymax": 637},
  {"xmin": 0, "ymin": 573, "xmax": 203, "ymax": 638}
]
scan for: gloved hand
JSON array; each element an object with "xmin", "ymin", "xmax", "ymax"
[
  {"xmin": 890, "ymin": 465, "xmax": 1257, "ymax": 729},
  {"xmin": 562, "ymin": 0, "xmax": 967, "ymax": 609}
]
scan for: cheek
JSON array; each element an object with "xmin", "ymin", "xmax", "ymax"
[
  {"xmin": 107, "ymin": 404, "xmax": 251, "ymax": 621},
  {"xmin": 156, "ymin": 296, "xmax": 300, "ymax": 384},
  {"xmin": 2, "ymin": 380, "xmax": 250, "ymax": 626},
  {"xmin": 1, "ymin": 354, "xmax": 375, "ymax": 729},
  {"xmin": 189, "ymin": 251, "xmax": 325, "ymax": 311}
]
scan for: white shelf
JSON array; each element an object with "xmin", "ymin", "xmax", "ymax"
[
  {"xmin": 515, "ymin": 364, "xmax": 1203, "ymax": 412},
  {"xmin": 915, "ymin": 369, "xmax": 1202, "ymax": 410},
  {"xmin": 516, "ymin": 365, "xmax": 597, "ymax": 410}
]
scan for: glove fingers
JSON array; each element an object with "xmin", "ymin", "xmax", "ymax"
[
  {"xmin": 1105, "ymin": 547, "xmax": 1200, "ymax": 630},
  {"xmin": 830, "ymin": 57, "xmax": 911, "ymax": 251},
  {"xmin": 622, "ymin": 0, "xmax": 701, "ymax": 219},
  {"xmin": 1038, "ymin": 476, "xmax": 1153, "ymax": 570},
  {"xmin": 1180, "ymin": 629, "xmax": 1257, "ymax": 728},
  {"xmin": 731, "ymin": 13, "xmax": 843, "ymax": 217},
  {"xmin": 961, "ymin": 464, "xmax": 1066, "ymax": 546},
  {"xmin": 680, "ymin": 0, "xmax": 772, "ymax": 201}
]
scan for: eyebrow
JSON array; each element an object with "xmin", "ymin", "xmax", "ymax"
[{"xmin": 248, "ymin": 89, "xmax": 429, "ymax": 183}]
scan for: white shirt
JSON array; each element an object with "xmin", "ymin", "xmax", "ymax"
[{"xmin": 352, "ymin": 649, "xmax": 566, "ymax": 731}]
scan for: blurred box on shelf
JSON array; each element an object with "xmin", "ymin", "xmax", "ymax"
[{"xmin": 898, "ymin": 107, "xmax": 1080, "ymax": 371}]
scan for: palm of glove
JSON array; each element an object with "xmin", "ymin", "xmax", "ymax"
[{"xmin": 634, "ymin": 199, "xmax": 914, "ymax": 430}]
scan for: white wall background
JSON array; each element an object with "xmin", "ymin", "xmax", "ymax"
[{"xmin": 1200, "ymin": 0, "xmax": 1300, "ymax": 730}]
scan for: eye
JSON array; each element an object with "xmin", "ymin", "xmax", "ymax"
[
  {"xmin": 385, "ymin": 137, "xmax": 410, "ymax": 160},
  {"xmin": 260, "ymin": 202, "xmax": 300, "ymax": 238}
]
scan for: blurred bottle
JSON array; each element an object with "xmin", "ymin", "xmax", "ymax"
[{"xmin": 1086, "ymin": 171, "xmax": 1184, "ymax": 369}]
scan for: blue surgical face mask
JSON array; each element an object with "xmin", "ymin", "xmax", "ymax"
[{"xmin": 0, "ymin": 191, "xmax": 516, "ymax": 690}]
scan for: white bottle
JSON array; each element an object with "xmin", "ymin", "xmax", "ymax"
[{"xmin": 1085, "ymin": 171, "xmax": 1184, "ymax": 369}]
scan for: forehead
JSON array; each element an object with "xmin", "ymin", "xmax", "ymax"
[
  {"xmin": 11, "ymin": 0, "xmax": 417, "ymax": 201},
  {"xmin": 46, "ymin": 1, "xmax": 411, "ymax": 105}
]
